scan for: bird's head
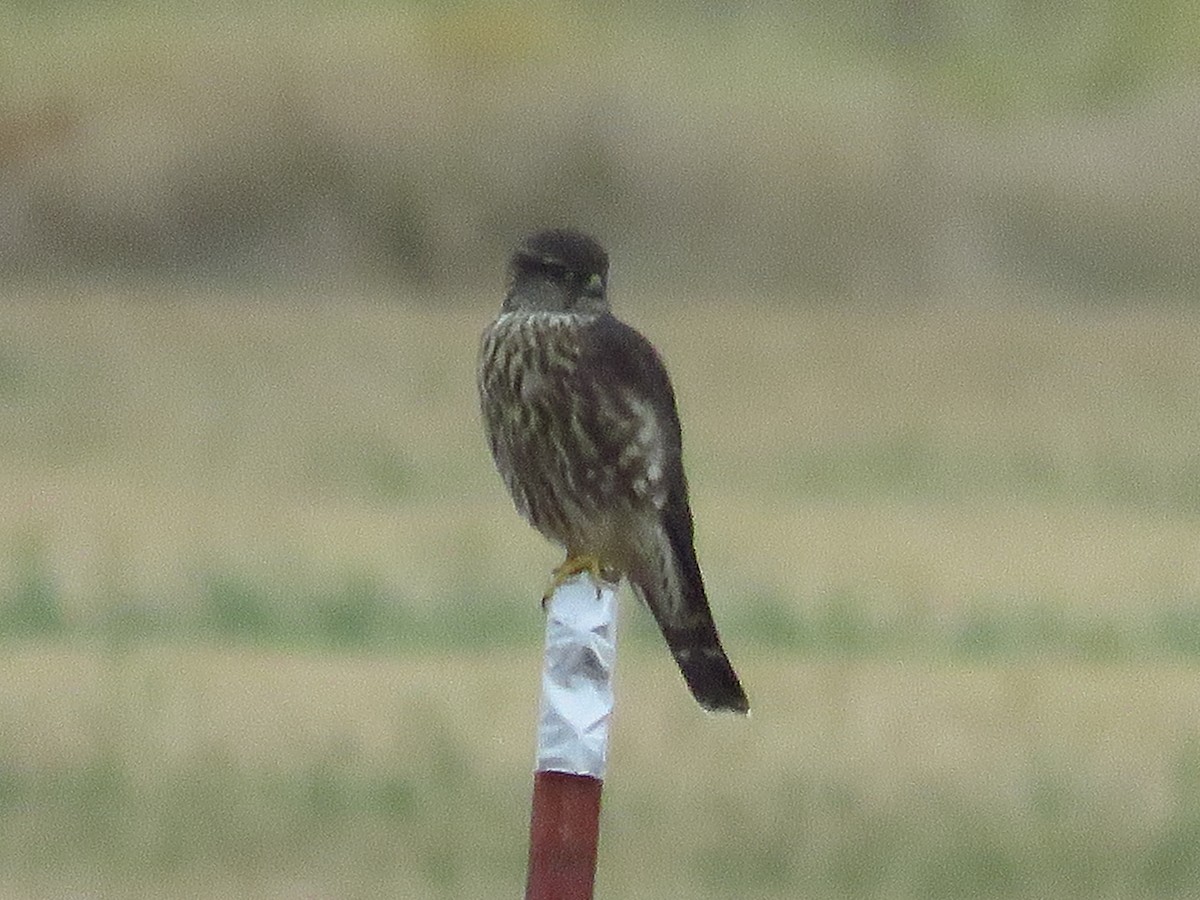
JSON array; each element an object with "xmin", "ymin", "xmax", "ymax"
[{"xmin": 503, "ymin": 229, "xmax": 610, "ymax": 315}]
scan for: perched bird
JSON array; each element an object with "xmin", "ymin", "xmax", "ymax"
[{"xmin": 477, "ymin": 228, "xmax": 749, "ymax": 714}]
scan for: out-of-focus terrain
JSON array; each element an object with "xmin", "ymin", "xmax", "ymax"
[{"xmin": 4, "ymin": 3, "xmax": 1200, "ymax": 897}]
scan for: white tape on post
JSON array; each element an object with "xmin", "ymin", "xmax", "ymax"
[{"xmin": 534, "ymin": 573, "xmax": 618, "ymax": 779}]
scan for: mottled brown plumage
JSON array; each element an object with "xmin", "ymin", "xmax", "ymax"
[{"xmin": 477, "ymin": 228, "xmax": 748, "ymax": 714}]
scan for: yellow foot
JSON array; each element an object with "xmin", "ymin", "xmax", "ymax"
[{"xmin": 541, "ymin": 553, "xmax": 609, "ymax": 607}]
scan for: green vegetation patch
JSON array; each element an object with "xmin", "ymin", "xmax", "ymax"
[
  {"xmin": 3, "ymin": 721, "xmax": 1198, "ymax": 899},
  {"xmin": 5, "ymin": 557, "xmax": 1200, "ymax": 665}
]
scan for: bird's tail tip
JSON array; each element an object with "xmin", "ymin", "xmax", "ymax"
[{"xmin": 670, "ymin": 641, "xmax": 750, "ymax": 715}]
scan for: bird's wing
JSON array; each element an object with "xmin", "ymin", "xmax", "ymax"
[
  {"xmin": 573, "ymin": 313, "xmax": 703, "ymax": 607},
  {"xmin": 570, "ymin": 313, "xmax": 687, "ymax": 514},
  {"xmin": 577, "ymin": 316, "xmax": 749, "ymax": 713}
]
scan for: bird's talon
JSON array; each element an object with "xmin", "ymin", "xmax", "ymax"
[{"xmin": 542, "ymin": 553, "xmax": 607, "ymax": 605}]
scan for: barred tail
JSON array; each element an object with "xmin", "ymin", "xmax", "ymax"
[
  {"xmin": 630, "ymin": 542, "xmax": 749, "ymax": 714},
  {"xmin": 659, "ymin": 616, "xmax": 750, "ymax": 714}
]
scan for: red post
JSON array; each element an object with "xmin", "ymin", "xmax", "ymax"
[
  {"xmin": 525, "ymin": 770, "xmax": 603, "ymax": 899},
  {"xmin": 523, "ymin": 574, "xmax": 617, "ymax": 900}
]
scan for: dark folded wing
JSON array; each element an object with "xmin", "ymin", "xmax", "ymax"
[{"xmin": 568, "ymin": 312, "xmax": 687, "ymax": 514}]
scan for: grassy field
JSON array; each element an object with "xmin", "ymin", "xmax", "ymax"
[
  {"xmin": 1, "ymin": 288, "xmax": 1200, "ymax": 897},
  {"xmin": 6, "ymin": 646, "xmax": 1200, "ymax": 899},
  {"xmin": 2, "ymin": 289, "xmax": 1198, "ymax": 651}
]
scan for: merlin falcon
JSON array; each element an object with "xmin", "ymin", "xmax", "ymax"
[{"xmin": 477, "ymin": 228, "xmax": 749, "ymax": 714}]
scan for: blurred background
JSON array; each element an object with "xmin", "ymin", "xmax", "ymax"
[{"xmin": 3, "ymin": 1, "xmax": 1200, "ymax": 897}]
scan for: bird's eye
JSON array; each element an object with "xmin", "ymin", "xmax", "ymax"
[{"xmin": 582, "ymin": 273, "xmax": 604, "ymax": 296}]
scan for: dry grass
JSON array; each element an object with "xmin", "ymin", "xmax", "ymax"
[
  {"xmin": 4, "ymin": 644, "xmax": 1200, "ymax": 897},
  {"xmin": 2, "ymin": 289, "xmax": 1200, "ymax": 896},
  {"xmin": 0, "ymin": 290, "xmax": 1197, "ymax": 626}
]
